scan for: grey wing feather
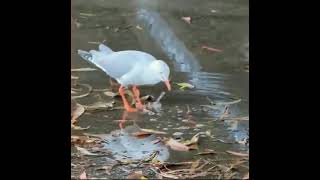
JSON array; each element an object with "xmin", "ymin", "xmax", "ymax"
[
  {"xmin": 99, "ymin": 44, "xmax": 114, "ymax": 55},
  {"xmin": 96, "ymin": 51, "xmax": 155, "ymax": 79}
]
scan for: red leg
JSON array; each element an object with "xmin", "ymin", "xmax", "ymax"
[
  {"xmin": 119, "ymin": 86, "xmax": 137, "ymax": 112},
  {"xmin": 132, "ymin": 86, "xmax": 144, "ymax": 110}
]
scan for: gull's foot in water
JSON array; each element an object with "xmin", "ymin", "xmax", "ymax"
[
  {"xmin": 136, "ymin": 103, "xmax": 145, "ymax": 110},
  {"xmin": 124, "ymin": 106, "xmax": 138, "ymax": 112}
]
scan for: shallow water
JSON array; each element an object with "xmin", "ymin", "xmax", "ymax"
[{"xmin": 72, "ymin": 0, "xmax": 248, "ymax": 178}]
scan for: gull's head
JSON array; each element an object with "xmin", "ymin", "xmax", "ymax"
[{"xmin": 150, "ymin": 60, "xmax": 171, "ymax": 91}]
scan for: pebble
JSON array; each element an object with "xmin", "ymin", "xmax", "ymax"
[
  {"xmin": 172, "ymin": 132, "xmax": 184, "ymax": 139},
  {"xmin": 182, "ymin": 119, "xmax": 189, "ymax": 123},
  {"xmin": 196, "ymin": 124, "xmax": 205, "ymax": 128},
  {"xmin": 177, "ymin": 110, "xmax": 183, "ymax": 114}
]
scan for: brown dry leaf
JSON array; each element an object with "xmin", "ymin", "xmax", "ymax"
[
  {"xmin": 79, "ymin": 171, "xmax": 87, "ymax": 180},
  {"xmin": 190, "ymin": 159, "xmax": 201, "ymax": 174},
  {"xmin": 71, "ymin": 136, "xmax": 97, "ymax": 145},
  {"xmin": 226, "ymin": 150, "xmax": 249, "ymax": 157},
  {"xmin": 140, "ymin": 128, "xmax": 167, "ymax": 135},
  {"xmin": 187, "ymin": 143, "xmax": 199, "ymax": 150},
  {"xmin": 132, "ymin": 129, "xmax": 166, "ymax": 138},
  {"xmin": 75, "ymin": 146, "xmax": 99, "ymax": 156},
  {"xmin": 131, "ymin": 132, "xmax": 152, "ymax": 138},
  {"xmin": 243, "ymin": 172, "xmax": 249, "ymax": 179},
  {"xmin": 202, "ymin": 45, "xmax": 223, "ymax": 53},
  {"xmin": 181, "ymin": 16, "xmax": 191, "ymax": 24},
  {"xmin": 165, "ymin": 138, "xmax": 189, "ymax": 151},
  {"xmin": 127, "ymin": 171, "xmax": 145, "ymax": 179},
  {"xmin": 71, "ymin": 103, "xmax": 85, "ymax": 123},
  {"xmin": 183, "ymin": 132, "xmax": 201, "ymax": 146},
  {"xmin": 159, "ymin": 171, "xmax": 179, "ymax": 179},
  {"xmin": 71, "ymin": 68, "xmax": 97, "ymax": 72},
  {"xmin": 196, "ymin": 149, "xmax": 216, "ymax": 155}
]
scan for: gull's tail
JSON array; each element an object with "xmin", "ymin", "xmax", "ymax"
[{"xmin": 77, "ymin": 43, "xmax": 114, "ymax": 63}]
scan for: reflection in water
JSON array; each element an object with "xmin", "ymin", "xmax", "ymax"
[
  {"xmin": 103, "ymin": 125, "xmax": 170, "ymax": 162},
  {"xmin": 136, "ymin": 9, "xmax": 201, "ymax": 73},
  {"xmin": 136, "ymin": 9, "xmax": 231, "ymax": 98},
  {"xmin": 135, "ymin": 9, "xmax": 247, "ymax": 143}
]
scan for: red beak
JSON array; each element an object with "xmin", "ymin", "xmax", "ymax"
[{"xmin": 164, "ymin": 80, "xmax": 171, "ymax": 91}]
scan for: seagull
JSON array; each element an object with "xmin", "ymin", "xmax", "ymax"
[{"xmin": 78, "ymin": 44, "xmax": 171, "ymax": 112}]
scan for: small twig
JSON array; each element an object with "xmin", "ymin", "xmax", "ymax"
[{"xmin": 156, "ymin": 92, "xmax": 166, "ymax": 102}]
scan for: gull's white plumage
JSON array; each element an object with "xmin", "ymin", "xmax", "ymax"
[{"xmin": 78, "ymin": 44, "xmax": 170, "ymax": 87}]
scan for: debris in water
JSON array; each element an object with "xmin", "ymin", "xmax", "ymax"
[
  {"xmin": 175, "ymin": 82, "xmax": 195, "ymax": 91},
  {"xmin": 226, "ymin": 150, "xmax": 249, "ymax": 157},
  {"xmin": 136, "ymin": 25, "xmax": 143, "ymax": 30},
  {"xmin": 71, "ymin": 103, "xmax": 85, "ymax": 124},
  {"xmin": 79, "ymin": 12, "xmax": 96, "ymax": 17},
  {"xmin": 79, "ymin": 171, "xmax": 87, "ymax": 180},
  {"xmin": 165, "ymin": 138, "xmax": 190, "ymax": 151},
  {"xmin": 202, "ymin": 45, "xmax": 223, "ymax": 53},
  {"xmin": 71, "ymin": 124, "xmax": 90, "ymax": 130},
  {"xmin": 75, "ymin": 146, "xmax": 99, "ymax": 156},
  {"xmin": 181, "ymin": 16, "xmax": 192, "ymax": 24},
  {"xmin": 196, "ymin": 149, "xmax": 216, "ymax": 155}
]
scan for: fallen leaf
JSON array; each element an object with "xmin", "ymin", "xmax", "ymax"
[
  {"xmin": 71, "ymin": 135, "xmax": 99, "ymax": 145},
  {"xmin": 181, "ymin": 16, "xmax": 191, "ymax": 24},
  {"xmin": 71, "ymin": 124, "xmax": 90, "ymax": 130},
  {"xmin": 226, "ymin": 150, "xmax": 249, "ymax": 157},
  {"xmin": 165, "ymin": 138, "xmax": 189, "ymax": 151},
  {"xmin": 84, "ymin": 101, "xmax": 114, "ymax": 111},
  {"xmin": 202, "ymin": 45, "xmax": 223, "ymax": 53},
  {"xmin": 159, "ymin": 171, "xmax": 179, "ymax": 179},
  {"xmin": 71, "ymin": 68, "xmax": 97, "ymax": 72},
  {"xmin": 71, "ymin": 103, "xmax": 85, "ymax": 123},
  {"xmin": 196, "ymin": 149, "xmax": 216, "ymax": 155},
  {"xmin": 136, "ymin": 25, "xmax": 143, "ymax": 30},
  {"xmin": 175, "ymin": 82, "xmax": 195, "ymax": 91},
  {"xmin": 131, "ymin": 132, "xmax": 152, "ymax": 138},
  {"xmin": 187, "ymin": 143, "xmax": 199, "ymax": 150},
  {"xmin": 243, "ymin": 172, "xmax": 249, "ymax": 179},
  {"xmin": 79, "ymin": 171, "xmax": 87, "ymax": 180},
  {"xmin": 79, "ymin": 12, "xmax": 96, "ymax": 17},
  {"xmin": 190, "ymin": 159, "xmax": 201, "ymax": 174},
  {"xmin": 103, "ymin": 91, "xmax": 119, "ymax": 97},
  {"xmin": 183, "ymin": 132, "xmax": 201, "ymax": 146},
  {"xmin": 127, "ymin": 171, "xmax": 144, "ymax": 179},
  {"xmin": 140, "ymin": 128, "xmax": 167, "ymax": 135},
  {"xmin": 75, "ymin": 146, "xmax": 99, "ymax": 156},
  {"xmin": 71, "ymin": 75, "xmax": 79, "ymax": 80}
]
